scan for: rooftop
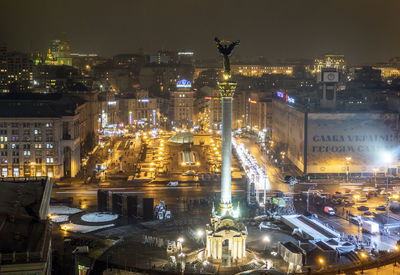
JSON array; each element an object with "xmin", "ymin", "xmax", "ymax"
[
  {"xmin": 0, "ymin": 178, "xmax": 52, "ymax": 264},
  {"xmin": 0, "ymin": 93, "xmax": 85, "ymax": 118}
]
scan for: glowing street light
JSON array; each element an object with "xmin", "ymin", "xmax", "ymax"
[
  {"xmin": 381, "ymin": 151, "xmax": 394, "ymax": 225},
  {"xmin": 318, "ymin": 257, "xmax": 325, "ymax": 267},
  {"xmin": 345, "ymin": 157, "xmax": 351, "ymax": 182},
  {"xmin": 263, "ymin": 235, "xmax": 270, "ymax": 250},
  {"xmin": 197, "ymin": 229, "xmax": 204, "ymax": 238}
]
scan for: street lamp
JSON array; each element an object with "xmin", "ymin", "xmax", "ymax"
[
  {"xmin": 263, "ymin": 236, "xmax": 270, "ymax": 250},
  {"xmin": 372, "ymin": 168, "xmax": 378, "ymax": 187},
  {"xmin": 382, "ymin": 151, "xmax": 393, "ymax": 226},
  {"xmin": 345, "ymin": 157, "xmax": 351, "ymax": 182},
  {"xmin": 318, "ymin": 257, "xmax": 325, "ymax": 270}
]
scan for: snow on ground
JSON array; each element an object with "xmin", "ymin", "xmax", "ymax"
[
  {"xmin": 60, "ymin": 223, "xmax": 115, "ymax": 233},
  {"xmin": 49, "ymin": 205, "xmax": 83, "ymax": 215},
  {"xmin": 81, "ymin": 212, "xmax": 118, "ymax": 223},
  {"xmin": 49, "ymin": 214, "xmax": 69, "ymax": 223}
]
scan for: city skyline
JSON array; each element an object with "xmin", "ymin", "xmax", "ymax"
[{"xmin": 2, "ymin": 0, "xmax": 400, "ymax": 64}]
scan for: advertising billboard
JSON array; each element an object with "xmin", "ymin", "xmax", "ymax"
[{"xmin": 306, "ymin": 113, "xmax": 399, "ymax": 173}]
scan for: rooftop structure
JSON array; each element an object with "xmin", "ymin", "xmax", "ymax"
[{"xmin": 0, "ymin": 178, "xmax": 52, "ymax": 274}]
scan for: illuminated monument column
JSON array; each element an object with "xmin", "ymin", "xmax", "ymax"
[
  {"xmin": 219, "ymin": 81, "xmax": 236, "ymax": 209},
  {"xmin": 205, "ymin": 38, "xmax": 247, "ymax": 265}
]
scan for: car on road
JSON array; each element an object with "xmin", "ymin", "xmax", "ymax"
[
  {"xmin": 168, "ymin": 181, "xmax": 179, "ymax": 186},
  {"xmin": 375, "ymin": 205, "xmax": 386, "ymax": 211},
  {"xmin": 258, "ymin": 221, "xmax": 280, "ymax": 231},
  {"xmin": 324, "ymin": 206, "xmax": 335, "ymax": 215},
  {"xmin": 183, "ymin": 170, "xmax": 195, "ymax": 176},
  {"xmin": 363, "ymin": 211, "xmax": 374, "ymax": 218},
  {"xmin": 357, "ymin": 206, "xmax": 369, "ymax": 211}
]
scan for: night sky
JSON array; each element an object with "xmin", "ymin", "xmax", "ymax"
[{"xmin": 1, "ymin": 0, "xmax": 400, "ymax": 64}]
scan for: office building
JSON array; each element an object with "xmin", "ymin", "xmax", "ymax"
[
  {"xmin": 173, "ymin": 79, "xmax": 195, "ymax": 128},
  {"xmin": 0, "ymin": 94, "xmax": 86, "ymax": 178}
]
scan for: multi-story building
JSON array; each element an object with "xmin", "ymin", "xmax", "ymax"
[
  {"xmin": 0, "ymin": 43, "xmax": 7, "ymax": 93},
  {"xmin": 130, "ymin": 90, "xmax": 159, "ymax": 128},
  {"xmin": 99, "ymin": 92, "xmax": 120, "ymax": 128},
  {"xmin": 0, "ymin": 94, "xmax": 85, "ymax": 178},
  {"xmin": 173, "ymin": 79, "xmax": 195, "ymax": 129},
  {"xmin": 231, "ymin": 64, "xmax": 293, "ymax": 77},
  {"xmin": 66, "ymin": 89, "xmax": 99, "ymax": 154},
  {"xmin": 272, "ymin": 90, "xmax": 399, "ymax": 175},
  {"xmin": 313, "ymin": 54, "xmax": 346, "ymax": 74},
  {"xmin": 209, "ymin": 88, "xmax": 222, "ymax": 130},
  {"xmin": 6, "ymin": 51, "xmax": 33, "ymax": 92},
  {"xmin": 45, "ymin": 38, "xmax": 72, "ymax": 66},
  {"xmin": 247, "ymin": 91, "xmax": 272, "ymax": 134},
  {"xmin": 0, "ymin": 178, "xmax": 52, "ymax": 274}
]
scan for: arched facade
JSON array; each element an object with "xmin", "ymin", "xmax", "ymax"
[{"xmin": 206, "ymin": 214, "xmax": 247, "ymax": 264}]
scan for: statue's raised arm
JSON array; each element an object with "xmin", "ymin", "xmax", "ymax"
[{"xmin": 214, "ymin": 37, "xmax": 240, "ymax": 76}]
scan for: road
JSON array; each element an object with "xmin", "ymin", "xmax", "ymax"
[
  {"xmin": 52, "ymin": 180, "xmax": 247, "ymax": 214},
  {"xmin": 235, "ymin": 136, "xmax": 289, "ymax": 193}
]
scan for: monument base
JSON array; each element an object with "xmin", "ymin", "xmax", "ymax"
[{"xmin": 205, "ymin": 205, "xmax": 247, "ymax": 265}]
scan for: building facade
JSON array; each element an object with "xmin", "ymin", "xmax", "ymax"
[
  {"xmin": 231, "ymin": 64, "xmax": 293, "ymax": 77},
  {"xmin": 0, "ymin": 95, "xmax": 84, "ymax": 179},
  {"xmin": 272, "ymin": 92, "xmax": 399, "ymax": 175},
  {"xmin": 173, "ymin": 79, "xmax": 195, "ymax": 128}
]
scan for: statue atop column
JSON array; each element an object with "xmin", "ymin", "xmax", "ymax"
[{"xmin": 214, "ymin": 37, "xmax": 240, "ymax": 76}]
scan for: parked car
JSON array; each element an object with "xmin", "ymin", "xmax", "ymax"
[
  {"xmin": 357, "ymin": 206, "xmax": 369, "ymax": 211},
  {"xmin": 376, "ymin": 205, "xmax": 386, "ymax": 211}
]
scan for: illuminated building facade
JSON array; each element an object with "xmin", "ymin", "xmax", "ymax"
[
  {"xmin": 6, "ymin": 51, "xmax": 33, "ymax": 92},
  {"xmin": 313, "ymin": 54, "xmax": 346, "ymax": 74},
  {"xmin": 173, "ymin": 79, "xmax": 195, "ymax": 128},
  {"xmin": 45, "ymin": 38, "xmax": 72, "ymax": 66},
  {"xmin": 272, "ymin": 91, "xmax": 399, "ymax": 175},
  {"xmin": 0, "ymin": 94, "xmax": 84, "ymax": 179},
  {"xmin": 131, "ymin": 90, "xmax": 160, "ymax": 128},
  {"xmin": 231, "ymin": 64, "xmax": 293, "ymax": 77},
  {"xmin": 247, "ymin": 91, "xmax": 272, "ymax": 134},
  {"xmin": 0, "ymin": 43, "xmax": 7, "ymax": 93}
]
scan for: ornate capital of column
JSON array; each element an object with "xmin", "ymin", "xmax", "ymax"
[{"xmin": 218, "ymin": 81, "xmax": 237, "ymax": 98}]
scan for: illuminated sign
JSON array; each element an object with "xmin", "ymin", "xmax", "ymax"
[
  {"xmin": 248, "ymin": 98, "xmax": 257, "ymax": 104},
  {"xmin": 139, "ymin": 99, "xmax": 149, "ymax": 103},
  {"xmin": 176, "ymin": 79, "xmax": 192, "ymax": 88},
  {"xmin": 107, "ymin": 101, "xmax": 116, "ymax": 105},
  {"xmin": 204, "ymin": 97, "xmax": 212, "ymax": 100},
  {"xmin": 277, "ymin": 91, "xmax": 295, "ymax": 104},
  {"xmin": 178, "ymin": 52, "xmax": 194, "ymax": 55}
]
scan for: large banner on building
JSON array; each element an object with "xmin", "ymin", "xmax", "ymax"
[{"xmin": 307, "ymin": 113, "xmax": 399, "ymax": 173}]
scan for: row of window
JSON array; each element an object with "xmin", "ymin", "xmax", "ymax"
[
  {"xmin": 0, "ymin": 122, "xmax": 53, "ymax": 128},
  {"xmin": 1, "ymin": 167, "xmax": 54, "ymax": 178},
  {"xmin": 0, "ymin": 143, "xmax": 53, "ymax": 149},
  {"xmin": 0, "ymin": 157, "xmax": 54, "ymax": 164}
]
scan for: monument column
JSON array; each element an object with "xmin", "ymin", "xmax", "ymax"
[{"xmin": 218, "ymin": 80, "xmax": 237, "ymax": 208}]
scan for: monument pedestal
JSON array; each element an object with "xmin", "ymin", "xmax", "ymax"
[{"xmin": 205, "ymin": 204, "xmax": 247, "ymax": 264}]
